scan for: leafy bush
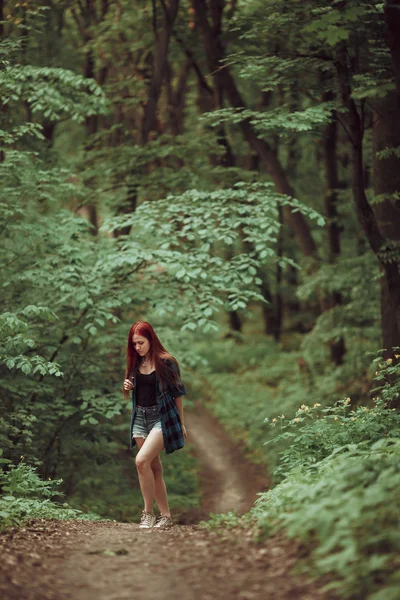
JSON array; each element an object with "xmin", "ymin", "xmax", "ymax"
[
  {"xmin": 252, "ymin": 440, "xmax": 400, "ymax": 599},
  {"xmin": 192, "ymin": 331, "xmax": 369, "ymax": 471},
  {"xmin": 199, "ymin": 510, "xmax": 241, "ymax": 530},
  {"xmin": 265, "ymin": 396, "xmax": 400, "ymax": 480},
  {"xmin": 0, "ymin": 460, "xmax": 99, "ymax": 529},
  {"xmin": 250, "ymin": 354, "xmax": 400, "ymax": 599}
]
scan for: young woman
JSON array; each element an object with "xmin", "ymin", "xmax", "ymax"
[{"xmin": 123, "ymin": 321, "xmax": 187, "ymax": 529}]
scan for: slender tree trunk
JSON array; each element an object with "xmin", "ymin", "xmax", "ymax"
[
  {"xmin": 113, "ymin": 1, "xmax": 180, "ymax": 237},
  {"xmin": 372, "ymin": 91, "xmax": 400, "ymax": 354},
  {"xmin": 336, "ymin": 45, "xmax": 400, "ymax": 361},
  {"xmin": 260, "ymin": 206, "xmax": 283, "ymax": 341},
  {"xmin": 200, "ymin": 83, "xmax": 243, "ymax": 332},
  {"xmin": 228, "ymin": 308, "xmax": 242, "ymax": 333},
  {"xmin": 274, "ymin": 206, "xmax": 284, "ymax": 342},
  {"xmin": 193, "ymin": 0, "xmax": 318, "ymax": 260},
  {"xmin": 140, "ymin": 0, "xmax": 180, "ymax": 144},
  {"xmin": 0, "ymin": 0, "xmax": 5, "ymax": 163},
  {"xmin": 70, "ymin": 2, "xmax": 111, "ymax": 235},
  {"xmin": 257, "ymin": 179, "xmax": 283, "ymax": 340},
  {"xmin": 286, "ymin": 264, "xmax": 302, "ymax": 328},
  {"xmin": 165, "ymin": 58, "xmax": 191, "ymax": 136},
  {"xmin": 322, "ymin": 90, "xmax": 346, "ymax": 364}
]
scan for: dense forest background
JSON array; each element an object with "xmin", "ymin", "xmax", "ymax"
[{"xmin": 1, "ymin": 1, "xmax": 400, "ymax": 598}]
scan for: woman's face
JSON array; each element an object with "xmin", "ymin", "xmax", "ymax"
[{"xmin": 132, "ymin": 333, "xmax": 150, "ymax": 358}]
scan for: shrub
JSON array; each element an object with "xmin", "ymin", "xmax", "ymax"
[
  {"xmin": 252, "ymin": 439, "xmax": 400, "ymax": 599},
  {"xmin": 265, "ymin": 395, "xmax": 400, "ymax": 480},
  {"xmin": 0, "ymin": 460, "xmax": 99, "ymax": 529},
  {"xmin": 251, "ymin": 353, "xmax": 400, "ymax": 599}
]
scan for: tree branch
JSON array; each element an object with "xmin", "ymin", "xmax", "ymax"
[{"xmin": 174, "ymin": 33, "xmax": 213, "ymax": 96}]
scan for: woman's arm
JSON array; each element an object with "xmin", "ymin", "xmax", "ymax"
[
  {"xmin": 175, "ymin": 395, "xmax": 187, "ymax": 439},
  {"xmin": 175, "ymin": 395, "xmax": 184, "ymax": 424}
]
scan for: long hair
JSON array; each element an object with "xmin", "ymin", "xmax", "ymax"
[{"xmin": 124, "ymin": 321, "xmax": 180, "ymax": 400}]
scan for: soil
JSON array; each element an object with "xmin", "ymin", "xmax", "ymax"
[
  {"xmin": 0, "ymin": 403, "xmax": 331, "ymax": 600},
  {"xmin": 184, "ymin": 401, "xmax": 268, "ymax": 520}
]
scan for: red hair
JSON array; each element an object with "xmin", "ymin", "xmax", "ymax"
[{"xmin": 124, "ymin": 321, "xmax": 180, "ymax": 399}]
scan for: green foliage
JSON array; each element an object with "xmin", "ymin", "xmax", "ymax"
[
  {"xmin": 199, "ymin": 510, "xmax": 240, "ymax": 530},
  {"xmin": 0, "ymin": 27, "xmax": 108, "ymax": 125},
  {"xmin": 1, "ymin": 65, "xmax": 109, "ymax": 122},
  {"xmin": 265, "ymin": 394, "xmax": 400, "ymax": 479},
  {"xmin": 190, "ymin": 329, "xmax": 385, "ymax": 473},
  {"xmin": 0, "ymin": 460, "xmax": 98, "ymax": 529},
  {"xmin": 0, "ymin": 308, "xmax": 62, "ymax": 377},
  {"xmin": 373, "ymin": 351, "xmax": 400, "ymax": 407},
  {"xmin": 249, "ymin": 354, "xmax": 400, "ymax": 599},
  {"xmin": 1, "ymin": 15, "xmax": 398, "ymax": 600},
  {"xmin": 252, "ymin": 439, "xmax": 400, "ymax": 599},
  {"xmin": 202, "ymin": 103, "xmax": 336, "ymax": 136},
  {"xmin": 100, "ymin": 183, "xmax": 323, "ymax": 332},
  {"xmin": 303, "ymin": 3, "xmax": 381, "ymax": 47},
  {"xmin": 193, "ymin": 335, "xmax": 400, "ymax": 596},
  {"xmin": 0, "ymin": 20, "xmax": 204, "ymax": 522},
  {"xmin": 85, "ymin": 131, "xmax": 228, "ymax": 205},
  {"xmin": 297, "ymin": 253, "xmax": 381, "ymax": 365},
  {"xmin": 376, "ymin": 146, "xmax": 400, "ymax": 160}
]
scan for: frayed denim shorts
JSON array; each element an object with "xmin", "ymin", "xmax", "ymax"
[{"xmin": 131, "ymin": 405, "xmax": 162, "ymax": 440}]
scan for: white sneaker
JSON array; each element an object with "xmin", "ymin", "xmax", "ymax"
[
  {"xmin": 154, "ymin": 514, "xmax": 173, "ymax": 529},
  {"xmin": 139, "ymin": 511, "xmax": 156, "ymax": 528}
]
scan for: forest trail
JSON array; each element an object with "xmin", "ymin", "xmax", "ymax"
[
  {"xmin": 0, "ymin": 520, "xmax": 329, "ymax": 600},
  {"xmin": 185, "ymin": 401, "xmax": 268, "ymax": 519},
  {"xmin": 0, "ymin": 405, "xmax": 330, "ymax": 600}
]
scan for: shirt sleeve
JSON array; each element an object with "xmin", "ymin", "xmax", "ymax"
[{"xmin": 167, "ymin": 359, "xmax": 187, "ymax": 398}]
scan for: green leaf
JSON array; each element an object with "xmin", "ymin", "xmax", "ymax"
[{"xmin": 21, "ymin": 363, "xmax": 32, "ymax": 375}]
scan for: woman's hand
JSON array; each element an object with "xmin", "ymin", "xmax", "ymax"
[
  {"xmin": 182, "ymin": 424, "xmax": 187, "ymax": 440},
  {"xmin": 123, "ymin": 378, "xmax": 134, "ymax": 392}
]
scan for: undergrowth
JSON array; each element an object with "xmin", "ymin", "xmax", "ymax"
[
  {"xmin": 192, "ymin": 329, "xmax": 377, "ymax": 474},
  {"xmin": 201, "ymin": 348, "xmax": 400, "ymax": 600},
  {"xmin": 0, "ymin": 459, "xmax": 100, "ymax": 529}
]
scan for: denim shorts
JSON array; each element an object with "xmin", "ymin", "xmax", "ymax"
[{"xmin": 132, "ymin": 405, "xmax": 162, "ymax": 440}]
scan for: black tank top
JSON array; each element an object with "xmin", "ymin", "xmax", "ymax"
[{"xmin": 136, "ymin": 370, "xmax": 157, "ymax": 407}]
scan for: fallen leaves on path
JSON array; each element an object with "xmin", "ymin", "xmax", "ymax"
[{"xmin": 0, "ymin": 519, "xmax": 331, "ymax": 600}]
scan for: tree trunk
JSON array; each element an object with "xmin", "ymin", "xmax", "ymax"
[
  {"xmin": 70, "ymin": 2, "xmax": 112, "ymax": 236},
  {"xmin": 228, "ymin": 310, "xmax": 242, "ymax": 333},
  {"xmin": 372, "ymin": 91, "xmax": 400, "ymax": 354},
  {"xmin": 114, "ymin": 0, "xmax": 179, "ymax": 237},
  {"xmin": 274, "ymin": 207, "xmax": 284, "ymax": 342},
  {"xmin": 195, "ymin": 70, "xmax": 243, "ymax": 332},
  {"xmin": 322, "ymin": 90, "xmax": 346, "ymax": 364},
  {"xmin": 336, "ymin": 45, "xmax": 400, "ymax": 361},
  {"xmin": 384, "ymin": 0, "xmax": 400, "ymax": 98},
  {"xmin": 261, "ymin": 206, "xmax": 283, "ymax": 342},
  {"xmin": 193, "ymin": 0, "xmax": 318, "ymax": 260},
  {"xmin": 140, "ymin": 0, "xmax": 180, "ymax": 144},
  {"xmin": 259, "ymin": 197, "xmax": 283, "ymax": 340},
  {"xmin": 165, "ymin": 58, "xmax": 191, "ymax": 136}
]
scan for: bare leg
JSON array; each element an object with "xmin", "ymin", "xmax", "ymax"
[
  {"xmin": 151, "ymin": 455, "xmax": 170, "ymax": 518},
  {"xmin": 135, "ymin": 429, "xmax": 165, "ymax": 514},
  {"xmin": 136, "ymin": 433, "xmax": 170, "ymax": 517}
]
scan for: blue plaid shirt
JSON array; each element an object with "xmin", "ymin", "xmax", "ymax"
[{"xmin": 129, "ymin": 358, "xmax": 186, "ymax": 454}]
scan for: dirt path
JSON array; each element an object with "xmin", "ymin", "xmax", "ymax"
[
  {"xmin": 1, "ymin": 520, "xmax": 329, "ymax": 600},
  {"xmin": 185, "ymin": 402, "xmax": 268, "ymax": 518},
  {"xmin": 0, "ymin": 404, "xmax": 331, "ymax": 600}
]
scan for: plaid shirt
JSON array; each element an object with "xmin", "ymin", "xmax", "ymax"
[{"xmin": 129, "ymin": 358, "xmax": 186, "ymax": 454}]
